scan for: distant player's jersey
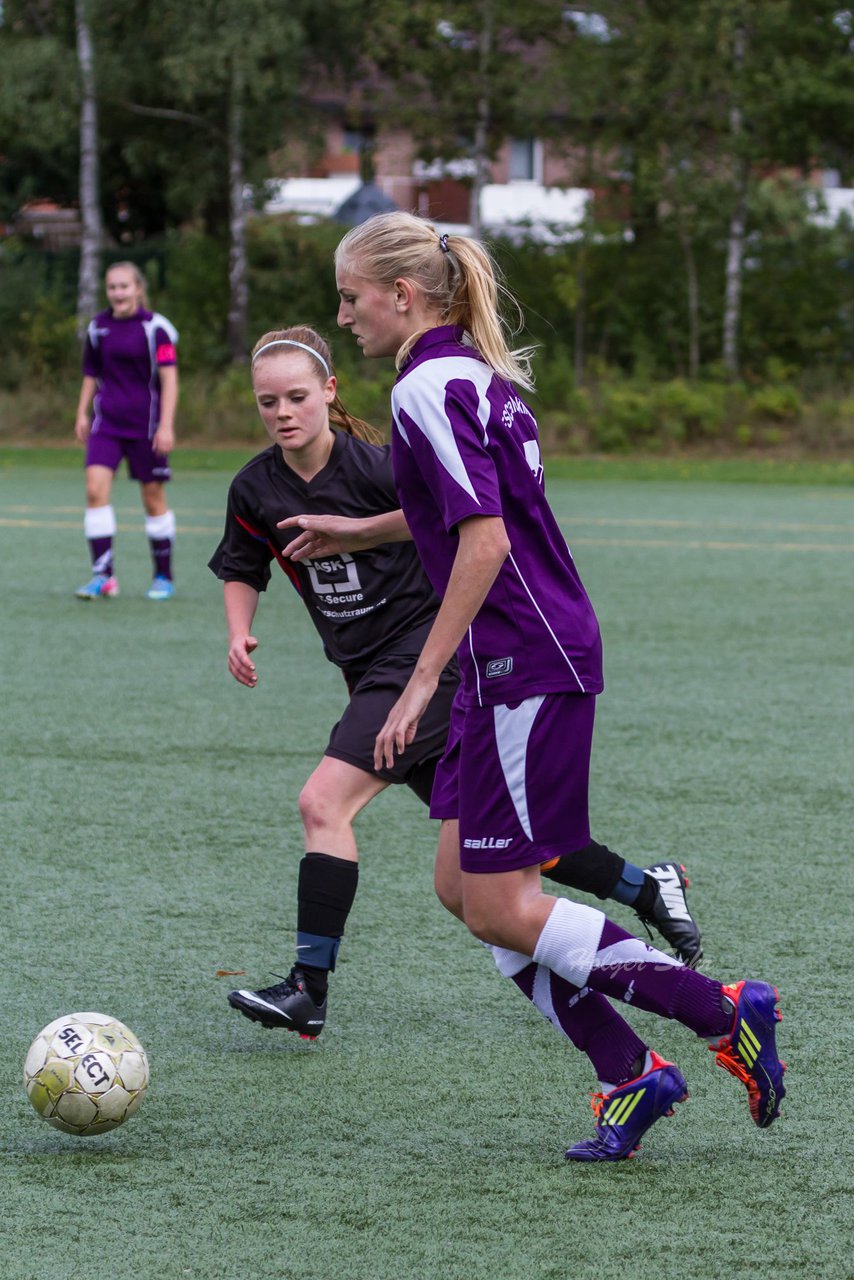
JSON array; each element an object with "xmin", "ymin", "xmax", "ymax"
[
  {"xmin": 390, "ymin": 325, "xmax": 603, "ymax": 709},
  {"xmin": 83, "ymin": 308, "xmax": 178, "ymax": 438},
  {"xmin": 209, "ymin": 432, "xmax": 442, "ymax": 676}
]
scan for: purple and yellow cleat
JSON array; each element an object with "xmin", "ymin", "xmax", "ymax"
[
  {"xmin": 710, "ymin": 980, "xmax": 786, "ymax": 1128},
  {"xmin": 566, "ymin": 1050, "xmax": 688, "ymax": 1162}
]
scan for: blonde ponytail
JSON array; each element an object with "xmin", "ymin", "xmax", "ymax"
[{"xmin": 335, "ymin": 212, "xmax": 535, "ymax": 390}]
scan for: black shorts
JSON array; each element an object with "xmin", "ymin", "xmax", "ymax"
[{"xmin": 326, "ymin": 645, "xmax": 459, "ymax": 805}]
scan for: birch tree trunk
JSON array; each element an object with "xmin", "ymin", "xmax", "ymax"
[
  {"xmin": 722, "ymin": 22, "xmax": 748, "ymax": 379},
  {"xmin": 469, "ymin": 0, "xmax": 494, "ymax": 238},
  {"xmin": 678, "ymin": 226, "xmax": 700, "ymax": 379},
  {"xmin": 226, "ymin": 60, "xmax": 248, "ymax": 363},
  {"xmin": 75, "ymin": 0, "xmax": 103, "ymax": 340}
]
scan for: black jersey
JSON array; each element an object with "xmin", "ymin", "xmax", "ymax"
[{"xmin": 209, "ymin": 432, "xmax": 442, "ymax": 675}]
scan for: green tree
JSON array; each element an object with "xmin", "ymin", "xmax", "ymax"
[
  {"xmin": 539, "ymin": 1, "xmax": 854, "ymax": 378},
  {"xmin": 0, "ymin": 1, "xmax": 80, "ymax": 219},
  {"xmin": 102, "ymin": 0, "xmax": 367, "ymax": 359},
  {"xmin": 362, "ymin": 0, "xmax": 568, "ymax": 231}
]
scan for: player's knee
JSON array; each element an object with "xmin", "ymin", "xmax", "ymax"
[
  {"xmin": 85, "ymin": 478, "xmax": 110, "ymax": 505},
  {"xmin": 298, "ymin": 780, "xmax": 324, "ymax": 830},
  {"xmin": 298, "ymin": 778, "xmax": 342, "ymax": 835},
  {"xmin": 460, "ymin": 901, "xmax": 502, "ymax": 946}
]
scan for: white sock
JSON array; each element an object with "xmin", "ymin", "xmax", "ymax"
[
  {"xmin": 532, "ymin": 897, "xmax": 606, "ymax": 988},
  {"xmin": 84, "ymin": 504, "xmax": 116, "ymax": 539},
  {"xmin": 145, "ymin": 510, "xmax": 175, "ymax": 541},
  {"xmin": 491, "ymin": 946, "xmax": 532, "ymax": 978}
]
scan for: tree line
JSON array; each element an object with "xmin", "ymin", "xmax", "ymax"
[{"xmin": 1, "ymin": 0, "xmax": 852, "ymax": 386}]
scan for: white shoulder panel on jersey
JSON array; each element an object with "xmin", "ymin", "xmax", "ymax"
[
  {"xmin": 147, "ymin": 312, "xmax": 179, "ymax": 344},
  {"xmin": 392, "ymin": 356, "xmax": 493, "ymax": 504}
]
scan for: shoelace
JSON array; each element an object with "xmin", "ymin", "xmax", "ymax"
[
  {"xmin": 589, "ymin": 1090, "xmax": 608, "ymax": 1119},
  {"xmin": 711, "ymin": 1042, "xmax": 752, "ymax": 1086},
  {"xmin": 635, "ymin": 915, "xmax": 656, "ymax": 944},
  {"xmin": 260, "ymin": 971, "xmax": 300, "ymax": 999}
]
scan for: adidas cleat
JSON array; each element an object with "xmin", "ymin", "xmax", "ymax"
[
  {"xmin": 638, "ymin": 861, "xmax": 703, "ymax": 966},
  {"xmin": 146, "ymin": 575, "xmax": 175, "ymax": 600},
  {"xmin": 76, "ymin": 573, "xmax": 119, "ymax": 600},
  {"xmin": 710, "ymin": 980, "xmax": 785, "ymax": 1128},
  {"xmin": 228, "ymin": 969, "xmax": 326, "ymax": 1039},
  {"xmin": 565, "ymin": 1051, "xmax": 688, "ymax": 1162}
]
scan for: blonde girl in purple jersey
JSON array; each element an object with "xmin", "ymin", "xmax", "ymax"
[
  {"xmin": 334, "ymin": 211, "xmax": 786, "ymax": 1162},
  {"xmin": 74, "ymin": 261, "xmax": 179, "ymax": 601},
  {"xmin": 215, "ymin": 326, "xmax": 698, "ymax": 1044}
]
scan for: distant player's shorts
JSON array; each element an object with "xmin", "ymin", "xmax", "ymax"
[
  {"xmin": 86, "ymin": 431, "xmax": 171, "ymax": 484},
  {"xmin": 326, "ymin": 643, "xmax": 459, "ymax": 804},
  {"xmin": 431, "ymin": 691, "xmax": 596, "ymax": 873}
]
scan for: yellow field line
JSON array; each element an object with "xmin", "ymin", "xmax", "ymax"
[
  {"xmin": 1, "ymin": 513, "xmax": 850, "ymax": 552},
  {"xmin": 566, "ymin": 536, "xmax": 853, "ymax": 552},
  {"xmin": 2, "ymin": 508, "xmax": 853, "ymax": 535},
  {"xmin": 565, "ymin": 516, "xmax": 854, "ymax": 534},
  {"xmin": 0, "ymin": 517, "xmax": 222, "ymax": 535}
]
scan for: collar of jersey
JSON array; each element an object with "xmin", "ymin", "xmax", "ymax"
[
  {"xmin": 271, "ymin": 426, "xmax": 346, "ymax": 482},
  {"xmin": 400, "ymin": 324, "xmax": 469, "ymax": 371}
]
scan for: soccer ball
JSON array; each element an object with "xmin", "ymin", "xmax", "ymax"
[{"xmin": 24, "ymin": 1012, "xmax": 149, "ymax": 1137}]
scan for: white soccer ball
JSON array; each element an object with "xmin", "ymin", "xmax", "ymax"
[{"xmin": 24, "ymin": 1012, "xmax": 149, "ymax": 1137}]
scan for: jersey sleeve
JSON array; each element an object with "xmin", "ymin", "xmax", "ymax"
[
  {"xmin": 208, "ymin": 478, "xmax": 273, "ymax": 592},
  {"xmin": 151, "ymin": 312, "xmax": 179, "ymax": 367},
  {"xmin": 81, "ymin": 320, "xmax": 102, "ymax": 378},
  {"xmin": 394, "ymin": 366, "xmax": 503, "ymax": 533}
]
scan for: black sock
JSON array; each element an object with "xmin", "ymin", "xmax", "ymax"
[
  {"xmin": 299, "ymin": 964, "xmax": 330, "ymax": 1004},
  {"xmin": 633, "ymin": 875, "xmax": 660, "ymax": 917},
  {"xmin": 542, "ymin": 840, "xmax": 625, "ymax": 899},
  {"xmin": 295, "ymin": 852, "xmax": 359, "ymax": 999}
]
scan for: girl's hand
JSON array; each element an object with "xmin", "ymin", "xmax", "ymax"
[
  {"xmin": 278, "ymin": 514, "xmax": 369, "ymax": 562},
  {"xmin": 227, "ymin": 634, "xmax": 259, "ymax": 687},
  {"xmin": 152, "ymin": 424, "xmax": 175, "ymax": 455},
  {"xmin": 74, "ymin": 415, "xmax": 90, "ymax": 443},
  {"xmin": 374, "ymin": 670, "xmax": 439, "ymax": 770}
]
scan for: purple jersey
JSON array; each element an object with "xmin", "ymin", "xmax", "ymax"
[
  {"xmin": 83, "ymin": 308, "xmax": 178, "ymax": 438},
  {"xmin": 390, "ymin": 325, "xmax": 603, "ymax": 708}
]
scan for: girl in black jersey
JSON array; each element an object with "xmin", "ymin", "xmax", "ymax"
[
  {"xmin": 211, "ymin": 326, "xmax": 459, "ymax": 1038},
  {"xmin": 211, "ymin": 326, "xmax": 700, "ymax": 1042}
]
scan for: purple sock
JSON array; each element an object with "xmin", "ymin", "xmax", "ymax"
[
  {"xmin": 149, "ymin": 538, "xmax": 172, "ymax": 580},
  {"xmin": 588, "ymin": 919, "xmax": 730, "ymax": 1038},
  {"xmin": 512, "ymin": 962, "xmax": 648, "ymax": 1086},
  {"xmin": 89, "ymin": 537, "xmax": 113, "ymax": 576}
]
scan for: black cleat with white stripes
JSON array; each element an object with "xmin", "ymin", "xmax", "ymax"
[
  {"xmin": 637, "ymin": 862, "xmax": 703, "ymax": 966},
  {"xmin": 228, "ymin": 969, "xmax": 327, "ymax": 1039}
]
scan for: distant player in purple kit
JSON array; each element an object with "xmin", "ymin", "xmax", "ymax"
[
  {"xmin": 333, "ymin": 211, "xmax": 786, "ymax": 1161},
  {"xmin": 209, "ymin": 326, "xmax": 701, "ymax": 1046},
  {"xmin": 74, "ymin": 261, "xmax": 179, "ymax": 601}
]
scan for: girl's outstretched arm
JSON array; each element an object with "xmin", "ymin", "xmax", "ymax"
[{"xmin": 278, "ymin": 509, "xmax": 411, "ymax": 561}]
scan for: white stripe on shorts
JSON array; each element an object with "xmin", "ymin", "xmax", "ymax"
[{"xmin": 492, "ymin": 695, "xmax": 545, "ymax": 841}]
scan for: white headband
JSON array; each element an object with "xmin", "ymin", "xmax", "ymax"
[{"xmin": 251, "ymin": 339, "xmax": 331, "ymax": 376}]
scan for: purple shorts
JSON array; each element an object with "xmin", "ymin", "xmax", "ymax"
[
  {"xmin": 86, "ymin": 432, "xmax": 171, "ymax": 484},
  {"xmin": 430, "ymin": 691, "xmax": 596, "ymax": 873}
]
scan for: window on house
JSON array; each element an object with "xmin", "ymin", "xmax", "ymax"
[
  {"xmin": 343, "ymin": 129, "xmax": 370, "ymax": 155},
  {"xmin": 508, "ymin": 138, "xmax": 539, "ymax": 182}
]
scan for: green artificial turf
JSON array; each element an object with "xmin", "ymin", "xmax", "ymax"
[{"xmin": 1, "ymin": 461, "xmax": 852, "ymax": 1279}]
